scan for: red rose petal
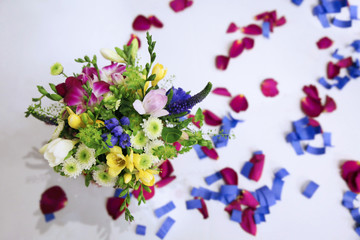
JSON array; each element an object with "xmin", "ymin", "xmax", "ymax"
[
  {"xmin": 229, "ymin": 40, "xmax": 245, "ymax": 58},
  {"xmin": 327, "ymin": 61, "xmax": 340, "ymax": 79},
  {"xmin": 230, "ymin": 94, "xmax": 248, "ymax": 113},
  {"xmin": 40, "ymin": 186, "xmax": 67, "ymax": 214},
  {"xmin": 195, "ymin": 197, "xmax": 209, "ymax": 219},
  {"xmin": 303, "ymin": 85, "xmax": 320, "ymax": 101},
  {"xmin": 132, "ymin": 15, "xmax": 151, "ymax": 31},
  {"xmin": 243, "ymin": 37, "xmax": 255, "ymax": 49},
  {"xmin": 220, "ymin": 167, "xmax": 238, "ymax": 185},
  {"xmin": 301, "ymin": 97, "xmax": 324, "ymax": 118},
  {"xmin": 239, "ymin": 190, "xmax": 259, "ymax": 208},
  {"xmin": 201, "ymin": 146, "xmax": 219, "ymax": 160},
  {"xmin": 225, "ymin": 198, "xmax": 242, "ymax": 214},
  {"xmin": 159, "ymin": 160, "xmax": 174, "ymax": 179},
  {"xmin": 169, "ymin": 0, "xmax": 185, "ymax": 12},
  {"xmin": 188, "ymin": 114, "xmax": 201, "ymax": 128},
  {"xmin": 212, "ymin": 87, "xmax": 232, "ymax": 97},
  {"xmin": 269, "ymin": 10, "xmax": 277, "ymax": 22},
  {"xmin": 156, "ymin": 176, "xmax": 176, "ymax": 188},
  {"xmin": 308, "ymin": 118, "xmax": 321, "ymax": 128},
  {"xmin": 336, "ymin": 57, "xmax": 353, "ymax": 68},
  {"xmin": 316, "ymin": 37, "xmax": 333, "ymax": 49},
  {"xmin": 148, "ymin": 15, "xmax": 163, "ymax": 28},
  {"xmin": 249, "ymin": 153, "xmax": 265, "ymax": 182},
  {"xmin": 106, "ymin": 197, "xmax": 126, "ymax": 220},
  {"xmin": 261, "ymin": 78, "xmax": 279, "ymax": 97},
  {"xmin": 227, "ymin": 22, "xmax": 239, "ymax": 33},
  {"xmin": 255, "ymin": 11, "xmax": 269, "ymax": 20},
  {"xmin": 215, "ymin": 55, "xmax": 230, "ymax": 70},
  {"xmin": 341, "ymin": 161, "xmax": 360, "ymax": 180},
  {"xmin": 127, "ymin": 34, "xmax": 141, "ymax": 48},
  {"xmin": 240, "ymin": 208, "xmax": 257, "ymax": 236},
  {"xmin": 185, "ymin": 0, "xmax": 193, "ymax": 7},
  {"xmin": 173, "ymin": 142, "xmax": 182, "ymax": 151},
  {"xmin": 241, "ymin": 24, "xmax": 262, "ymax": 35},
  {"xmin": 275, "ymin": 16, "xmax": 287, "ymax": 26},
  {"xmin": 323, "ymin": 96, "xmax": 336, "ymax": 112},
  {"xmin": 132, "ymin": 185, "xmax": 155, "ymax": 200},
  {"xmin": 203, "ymin": 110, "xmax": 222, "ymax": 126}
]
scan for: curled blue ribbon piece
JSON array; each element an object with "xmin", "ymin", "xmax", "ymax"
[
  {"xmin": 241, "ymin": 162, "xmax": 254, "ymax": 179},
  {"xmin": 136, "ymin": 225, "xmax": 146, "ymax": 236},
  {"xmin": 272, "ymin": 178, "xmax": 285, "ymax": 200},
  {"xmin": 154, "ymin": 201, "xmax": 176, "ymax": 218},
  {"xmin": 313, "ymin": 5, "xmax": 326, "ymax": 15},
  {"xmin": 205, "ymin": 171, "xmax": 223, "ymax": 185},
  {"xmin": 254, "ymin": 212, "xmax": 266, "ymax": 224},
  {"xmin": 297, "ymin": 126, "xmax": 316, "ymax": 140},
  {"xmin": 332, "ymin": 49, "xmax": 344, "ymax": 60},
  {"xmin": 212, "ymin": 134, "xmax": 228, "ymax": 148},
  {"xmin": 191, "ymin": 187, "xmax": 212, "ymax": 200},
  {"xmin": 220, "ymin": 185, "xmax": 238, "ymax": 195},
  {"xmin": 350, "ymin": 6, "xmax": 358, "ymax": 20},
  {"xmin": 262, "ymin": 21, "xmax": 270, "ymax": 38},
  {"xmin": 255, "ymin": 189, "xmax": 268, "ymax": 207},
  {"xmin": 318, "ymin": 77, "xmax": 334, "ymax": 89},
  {"xmin": 258, "ymin": 186, "xmax": 277, "ymax": 207},
  {"xmin": 186, "ymin": 199, "xmax": 202, "ymax": 210},
  {"xmin": 291, "ymin": 0, "xmax": 303, "ymax": 6},
  {"xmin": 317, "ymin": 14, "xmax": 331, "ymax": 27},
  {"xmin": 322, "ymin": 1, "xmax": 342, "ymax": 13},
  {"xmin": 156, "ymin": 217, "xmax": 175, "ymax": 240},
  {"xmin": 230, "ymin": 209, "xmax": 242, "ymax": 223},
  {"xmin": 44, "ymin": 213, "xmax": 55, "ymax": 222},
  {"xmin": 335, "ymin": 76, "xmax": 350, "ymax": 89},
  {"xmin": 114, "ymin": 188, "xmax": 132, "ymax": 199},
  {"xmin": 253, "ymin": 150, "xmax": 263, "ymax": 155},
  {"xmin": 210, "ymin": 191, "xmax": 221, "ymax": 200},
  {"xmin": 356, "ymin": 226, "xmax": 360, "ymax": 236},
  {"xmin": 257, "ymin": 206, "xmax": 270, "ymax": 215},
  {"xmin": 351, "ymin": 208, "xmax": 360, "ymax": 223},
  {"xmin": 305, "ymin": 145, "xmax": 326, "ymax": 155},
  {"xmin": 303, "ymin": 181, "xmax": 319, "ymax": 198},
  {"xmin": 275, "ymin": 168, "xmax": 290, "ymax": 179},
  {"xmin": 193, "ymin": 144, "xmax": 207, "ymax": 159},
  {"xmin": 351, "ymin": 40, "xmax": 360, "ymax": 53},
  {"xmin": 323, "ymin": 132, "xmax": 332, "ymax": 147},
  {"xmin": 332, "ymin": 18, "xmax": 352, "ymax": 28},
  {"xmin": 291, "ymin": 140, "xmax": 304, "ymax": 155},
  {"xmin": 348, "ymin": 66, "xmax": 360, "ymax": 79}
]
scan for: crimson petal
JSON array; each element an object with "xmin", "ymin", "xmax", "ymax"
[
  {"xmin": 203, "ymin": 110, "xmax": 222, "ymax": 126},
  {"xmin": 170, "ymin": 0, "xmax": 186, "ymax": 12},
  {"xmin": 241, "ymin": 24, "xmax": 262, "ymax": 35},
  {"xmin": 303, "ymin": 85, "xmax": 320, "ymax": 100},
  {"xmin": 195, "ymin": 197, "xmax": 209, "ymax": 219},
  {"xmin": 229, "ymin": 40, "xmax": 245, "ymax": 58},
  {"xmin": 327, "ymin": 61, "xmax": 340, "ymax": 79},
  {"xmin": 225, "ymin": 198, "xmax": 242, "ymax": 214},
  {"xmin": 249, "ymin": 153, "xmax": 265, "ymax": 182},
  {"xmin": 227, "ymin": 22, "xmax": 239, "ymax": 33},
  {"xmin": 240, "ymin": 208, "xmax": 257, "ymax": 236},
  {"xmin": 220, "ymin": 167, "xmax": 238, "ymax": 185},
  {"xmin": 215, "ymin": 55, "xmax": 230, "ymax": 70},
  {"xmin": 230, "ymin": 94, "xmax": 248, "ymax": 113},
  {"xmin": 132, "ymin": 15, "xmax": 151, "ymax": 31},
  {"xmin": 212, "ymin": 87, "xmax": 231, "ymax": 97},
  {"xmin": 239, "ymin": 190, "xmax": 259, "ymax": 208},
  {"xmin": 243, "ymin": 37, "xmax": 254, "ymax": 49},
  {"xmin": 341, "ymin": 161, "xmax": 360, "ymax": 180},
  {"xmin": 132, "ymin": 185, "xmax": 155, "ymax": 200},
  {"xmin": 188, "ymin": 114, "xmax": 201, "ymax": 128},
  {"xmin": 106, "ymin": 197, "xmax": 126, "ymax": 220},
  {"xmin": 40, "ymin": 186, "xmax": 67, "ymax": 214},
  {"xmin": 316, "ymin": 37, "xmax": 333, "ymax": 49},
  {"xmin": 323, "ymin": 96, "xmax": 336, "ymax": 112},
  {"xmin": 55, "ymin": 83, "xmax": 67, "ymax": 97},
  {"xmin": 185, "ymin": 0, "xmax": 193, "ymax": 7},
  {"xmin": 301, "ymin": 97, "xmax": 324, "ymax": 118},
  {"xmin": 261, "ymin": 78, "xmax": 279, "ymax": 97},
  {"xmin": 255, "ymin": 11, "xmax": 269, "ymax": 20},
  {"xmin": 127, "ymin": 34, "xmax": 141, "ymax": 48},
  {"xmin": 275, "ymin": 16, "xmax": 287, "ymax": 26},
  {"xmin": 336, "ymin": 57, "xmax": 353, "ymax": 68},
  {"xmin": 156, "ymin": 176, "xmax": 176, "ymax": 188},
  {"xmin": 159, "ymin": 160, "xmax": 174, "ymax": 178},
  {"xmin": 201, "ymin": 146, "xmax": 219, "ymax": 160},
  {"xmin": 148, "ymin": 15, "xmax": 163, "ymax": 28},
  {"xmin": 173, "ymin": 142, "xmax": 182, "ymax": 151}
]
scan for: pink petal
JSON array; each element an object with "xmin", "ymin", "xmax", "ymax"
[
  {"xmin": 185, "ymin": 0, "xmax": 193, "ymax": 7},
  {"xmin": 156, "ymin": 176, "xmax": 176, "ymax": 188},
  {"xmin": 215, "ymin": 55, "xmax": 230, "ymax": 70},
  {"xmin": 240, "ymin": 208, "xmax": 257, "ymax": 236},
  {"xmin": 64, "ymin": 85, "xmax": 86, "ymax": 106},
  {"xmin": 226, "ymin": 22, "xmax": 239, "ymax": 33},
  {"xmin": 249, "ymin": 153, "xmax": 265, "ymax": 182},
  {"xmin": 241, "ymin": 24, "xmax": 262, "ymax": 35},
  {"xmin": 255, "ymin": 11, "xmax": 269, "ymax": 20},
  {"xmin": 106, "ymin": 197, "xmax": 126, "ymax": 220},
  {"xmin": 212, "ymin": 87, "xmax": 232, "ymax": 97},
  {"xmin": 148, "ymin": 15, "xmax": 163, "ymax": 28},
  {"xmin": 301, "ymin": 97, "xmax": 324, "ymax": 118},
  {"xmin": 230, "ymin": 94, "xmax": 249, "ymax": 113},
  {"xmin": 268, "ymin": 10, "xmax": 277, "ymax": 22},
  {"xmin": 188, "ymin": 114, "xmax": 201, "ymax": 128},
  {"xmin": 316, "ymin": 37, "xmax": 333, "ymax": 49},
  {"xmin": 169, "ymin": 0, "xmax": 192, "ymax": 12},
  {"xmin": 303, "ymin": 85, "xmax": 320, "ymax": 101},
  {"xmin": 201, "ymin": 146, "xmax": 219, "ymax": 160},
  {"xmin": 327, "ymin": 61, "xmax": 340, "ymax": 79},
  {"xmin": 220, "ymin": 167, "xmax": 238, "ymax": 185},
  {"xmin": 243, "ymin": 37, "xmax": 255, "ymax": 50},
  {"xmin": 132, "ymin": 15, "xmax": 151, "ymax": 31},
  {"xmin": 132, "ymin": 185, "xmax": 155, "ymax": 200},
  {"xmin": 275, "ymin": 16, "xmax": 287, "ymax": 26},
  {"xmin": 203, "ymin": 110, "xmax": 222, "ymax": 126},
  {"xmin": 239, "ymin": 190, "xmax": 259, "ymax": 208},
  {"xmin": 159, "ymin": 160, "xmax": 174, "ymax": 179},
  {"xmin": 336, "ymin": 57, "xmax": 353, "ymax": 68},
  {"xmin": 127, "ymin": 34, "xmax": 141, "ymax": 48},
  {"xmin": 229, "ymin": 40, "xmax": 245, "ymax": 58},
  {"xmin": 323, "ymin": 96, "xmax": 336, "ymax": 112},
  {"xmin": 341, "ymin": 161, "xmax": 360, "ymax": 180},
  {"xmin": 261, "ymin": 78, "xmax": 279, "ymax": 97},
  {"xmin": 92, "ymin": 81, "xmax": 110, "ymax": 97},
  {"xmin": 195, "ymin": 197, "xmax": 209, "ymax": 219},
  {"xmin": 40, "ymin": 186, "xmax": 67, "ymax": 214},
  {"xmin": 225, "ymin": 198, "xmax": 242, "ymax": 214},
  {"xmin": 308, "ymin": 118, "xmax": 321, "ymax": 128},
  {"xmin": 56, "ymin": 83, "xmax": 67, "ymax": 97},
  {"xmin": 173, "ymin": 142, "xmax": 182, "ymax": 151}
]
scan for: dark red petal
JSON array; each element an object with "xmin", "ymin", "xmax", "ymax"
[
  {"xmin": 106, "ymin": 197, "xmax": 126, "ymax": 220},
  {"xmin": 336, "ymin": 57, "xmax": 353, "ymax": 68},
  {"xmin": 308, "ymin": 118, "xmax": 321, "ymax": 128},
  {"xmin": 148, "ymin": 15, "xmax": 163, "ymax": 28},
  {"xmin": 185, "ymin": 0, "xmax": 193, "ymax": 7},
  {"xmin": 316, "ymin": 37, "xmax": 333, "ymax": 49},
  {"xmin": 239, "ymin": 190, "xmax": 259, "ymax": 208},
  {"xmin": 241, "ymin": 24, "xmax": 262, "ymax": 35},
  {"xmin": 55, "ymin": 83, "xmax": 67, "ymax": 97},
  {"xmin": 132, "ymin": 185, "xmax": 155, "ymax": 200},
  {"xmin": 132, "ymin": 15, "xmax": 151, "ymax": 31},
  {"xmin": 225, "ymin": 198, "xmax": 242, "ymax": 214},
  {"xmin": 240, "ymin": 208, "xmax": 257, "ymax": 236},
  {"xmin": 40, "ymin": 186, "xmax": 67, "ymax": 214},
  {"xmin": 230, "ymin": 94, "xmax": 249, "ymax": 113},
  {"xmin": 159, "ymin": 160, "xmax": 174, "ymax": 178},
  {"xmin": 303, "ymin": 85, "xmax": 320, "ymax": 100},
  {"xmin": 261, "ymin": 78, "xmax": 279, "ymax": 97},
  {"xmin": 268, "ymin": 10, "xmax": 277, "ymax": 22},
  {"xmin": 242, "ymin": 37, "xmax": 255, "ymax": 50},
  {"xmin": 201, "ymin": 146, "xmax": 219, "ymax": 160},
  {"xmin": 188, "ymin": 114, "xmax": 201, "ymax": 128},
  {"xmin": 275, "ymin": 16, "xmax": 287, "ymax": 26},
  {"xmin": 249, "ymin": 153, "xmax": 265, "ymax": 182},
  {"xmin": 212, "ymin": 87, "xmax": 232, "ymax": 97},
  {"xmin": 215, "ymin": 55, "xmax": 230, "ymax": 70},
  {"xmin": 220, "ymin": 167, "xmax": 238, "ymax": 185},
  {"xmin": 327, "ymin": 62, "xmax": 340, "ymax": 79},
  {"xmin": 195, "ymin": 197, "xmax": 209, "ymax": 219},
  {"xmin": 341, "ymin": 161, "xmax": 360, "ymax": 180},
  {"xmin": 323, "ymin": 96, "xmax": 336, "ymax": 112},
  {"xmin": 301, "ymin": 97, "xmax": 324, "ymax": 117},
  {"xmin": 229, "ymin": 40, "xmax": 245, "ymax": 58},
  {"xmin": 127, "ymin": 34, "xmax": 141, "ymax": 48},
  {"xmin": 227, "ymin": 22, "xmax": 239, "ymax": 33},
  {"xmin": 156, "ymin": 176, "xmax": 176, "ymax": 188},
  {"xmin": 203, "ymin": 110, "xmax": 222, "ymax": 126},
  {"xmin": 173, "ymin": 142, "xmax": 182, "ymax": 151},
  {"xmin": 169, "ymin": 0, "xmax": 186, "ymax": 12},
  {"xmin": 255, "ymin": 11, "xmax": 269, "ymax": 20}
]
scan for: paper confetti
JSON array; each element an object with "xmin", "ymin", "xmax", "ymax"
[
  {"xmin": 156, "ymin": 217, "xmax": 175, "ymax": 239},
  {"xmin": 136, "ymin": 225, "xmax": 146, "ymax": 236},
  {"xmin": 302, "ymin": 181, "xmax": 319, "ymax": 198},
  {"xmin": 154, "ymin": 201, "xmax": 176, "ymax": 218}
]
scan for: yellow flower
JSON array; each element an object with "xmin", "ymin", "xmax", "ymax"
[
  {"xmin": 124, "ymin": 173, "xmax": 132, "ymax": 184},
  {"xmin": 137, "ymin": 169, "xmax": 159, "ymax": 186},
  {"xmin": 66, "ymin": 107, "xmax": 83, "ymax": 129},
  {"xmin": 106, "ymin": 146, "xmax": 127, "ymax": 177},
  {"xmin": 151, "ymin": 63, "xmax": 167, "ymax": 87}
]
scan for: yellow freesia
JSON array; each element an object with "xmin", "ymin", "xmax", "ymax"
[
  {"xmin": 124, "ymin": 173, "xmax": 132, "ymax": 184},
  {"xmin": 106, "ymin": 146, "xmax": 127, "ymax": 177},
  {"xmin": 151, "ymin": 63, "xmax": 167, "ymax": 87},
  {"xmin": 66, "ymin": 107, "xmax": 83, "ymax": 129},
  {"xmin": 137, "ymin": 169, "xmax": 159, "ymax": 186}
]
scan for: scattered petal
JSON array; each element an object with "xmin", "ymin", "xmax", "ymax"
[
  {"xmin": 303, "ymin": 85, "xmax": 320, "ymax": 100},
  {"xmin": 106, "ymin": 197, "xmax": 126, "ymax": 220},
  {"xmin": 240, "ymin": 208, "xmax": 257, "ymax": 236},
  {"xmin": 301, "ymin": 97, "xmax": 324, "ymax": 117},
  {"xmin": 220, "ymin": 167, "xmax": 238, "ymax": 185},
  {"xmin": 215, "ymin": 55, "xmax": 230, "ymax": 70},
  {"xmin": 169, "ymin": 0, "xmax": 193, "ymax": 13},
  {"xmin": 173, "ymin": 142, "xmax": 182, "ymax": 151},
  {"xmin": 327, "ymin": 61, "xmax": 340, "ymax": 79},
  {"xmin": 249, "ymin": 152, "xmax": 265, "ymax": 182},
  {"xmin": 188, "ymin": 114, "xmax": 200, "ymax": 128},
  {"xmin": 239, "ymin": 190, "xmax": 259, "ymax": 208},
  {"xmin": 336, "ymin": 57, "xmax": 353, "ymax": 68},
  {"xmin": 275, "ymin": 16, "xmax": 287, "ymax": 26},
  {"xmin": 230, "ymin": 94, "xmax": 249, "ymax": 113},
  {"xmin": 323, "ymin": 96, "xmax": 336, "ymax": 112},
  {"xmin": 195, "ymin": 197, "xmax": 209, "ymax": 219},
  {"xmin": 261, "ymin": 78, "xmax": 279, "ymax": 97},
  {"xmin": 227, "ymin": 22, "xmax": 239, "ymax": 33},
  {"xmin": 341, "ymin": 161, "xmax": 360, "ymax": 193},
  {"xmin": 242, "ymin": 37, "xmax": 255, "ymax": 49},
  {"xmin": 201, "ymin": 146, "xmax": 219, "ymax": 160},
  {"xmin": 127, "ymin": 34, "xmax": 141, "ymax": 48},
  {"xmin": 212, "ymin": 87, "xmax": 232, "ymax": 97},
  {"xmin": 203, "ymin": 110, "xmax": 222, "ymax": 126},
  {"xmin": 159, "ymin": 160, "xmax": 174, "ymax": 179},
  {"xmin": 241, "ymin": 24, "xmax": 262, "ymax": 35},
  {"xmin": 132, "ymin": 185, "xmax": 155, "ymax": 200},
  {"xmin": 40, "ymin": 186, "xmax": 67, "ymax": 214},
  {"xmin": 316, "ymin": 37, "xmax": 333, "ymax": 49},
  {"xmin": 225, "ymin": 199, "xmax": 242, "ymax": 214},
  {"xmin": 229, "ymin": 40, "xmax": 245, "ymax": 58},
  {"xmin": 132, "ymin": 15, "xmax": 151, "ymax": 31},
  {"xmin": 156, "ymin": 176, "xmax": 176, "ymax": 188},
  {"xmin": 148, "ymin": 15, "xmax": 164, "ymax": 28}
]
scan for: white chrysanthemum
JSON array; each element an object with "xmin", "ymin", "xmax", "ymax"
[
  {"xmin": 130, "ymin": 130, "xmax": 149, "ymax": 150},
  {"xmin": 75, "ymin": 143, "xmax": 96, "ymax": 170},
  {"xmin": 141, "ymin": 116, "xmax": 163, "ymax": 140},
  {"xmin": 62, "ymin": 157, "xmax": 82, "ymax": 178},
  {"xmin": 115, "ymin": 100, "xmax": 121, "ymax": 110},
  {"xmin": 51, "ymin": 120, "xmax": 65, "ymax": 140},
  {"xmin": 145, "ymin": 139, "xmax": 163, "ymax": 163},
  {"xmin": 135, "ymin": 153, "xmax": 156, "ymax": 170},
  {"xmin": 92, "ymin": 165, "xmax": 117, "ymax": 187}
]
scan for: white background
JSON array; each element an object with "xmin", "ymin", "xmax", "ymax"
[{"xmin": 1, "ymin": 0, "xmax": 360, "ymax": 239}]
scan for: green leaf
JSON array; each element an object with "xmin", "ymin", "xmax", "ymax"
[
  {"xmin": 161, "ymin": 127, "xmax": 182, "ymax": 143},
  {"xmin": 37, "ymin": 85, "xmax": 48, "ymax": 95},
  {"xmin": 166, "ymin": 88, "xmax": 173, "ymax": 105},
  {"xmin": 147, "ymin": 74, "xmax": 156, "ymax": 81},
  {"xmin": 194, "ymin": 108, "xmax": 204, "ymax": 127},
  {"xmin": 84, "ymin": 55, "xmax": 91, "ymax": 62},
  {"xmin": 49, "ymin": 83, "xmax": 57, "ymax": 93},
  {"xmin": 85, "ymin": 174, "xmax": 92, "ymax": 187},
  {"xmin": 47, "ymin": 94, "xmax": 63, "ymax": 101},
  {"xmin": 142, "ymin": 184, "xmax": 152, "ymax": 193},
  {"xmin": 177, "ymin": 118, "xmax": 192, "ymax": 130},
  {"xmin": 32, "ymin": 98, "xmax": 40, "ymax": 102},
  {"xmin": 118, "ymin": 189, "xmax": 128, "ymax": 198}
]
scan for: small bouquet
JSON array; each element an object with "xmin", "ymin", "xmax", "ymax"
[{"xmin": 26, "ymin": 33, "xmax": 212, "ymax": 221}]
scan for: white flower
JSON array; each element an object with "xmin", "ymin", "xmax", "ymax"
[
  {"xmin": 62, "ymin": 157, "xmax": 82, "ymax": 178},
  {"xmin": 141, "ymin": 116, "xmax": 163, "ymax": 140},
  {"xmin": 92, "ymin": 165, "xmax": 117, "ymax": 187},
  {"xmin": 145, "ymin": 139, "xmax": 163, "ymax": 164},
  {"xmin": 100, "ymin": 48, "xmax": 125, "ymax": 63},
  {"xmin": 75, "ymin": 143, "xmax": 96, "ymax": 170},
  {"xmin": 40, "ymin": 138, "xmax": 77, "ymax": 167},
  {"xmin": 51, "ymin": 120, "xmax": 65, "ymax": 140},
  {"xmin": 130, "ymin": 130, "xmax": 149, "ymax": 150}
]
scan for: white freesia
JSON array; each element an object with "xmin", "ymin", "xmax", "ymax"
[
  {"xmin": 100, "ymin": 48, "xmax": 125, "ymax": 63},
  {"xmin": 39, "ymin": 138, "xmax": 77, "ymax": 167}
]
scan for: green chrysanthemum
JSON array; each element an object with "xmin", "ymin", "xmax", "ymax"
[
  {"xmin": 75, "ymin": 143, "xmax": 96, "ymax": 170},
  {"xmin": 135, "ymin": 154, "xmax": 154, "ymax": 170},
  {"xmin": 62, "ymin": 157, "xmax": 82, "ymax": 178},
  {"xmin": 130, "ymin": 130, "xmax": 149, "ymax": 149},
  {"xmin": 50, "ymin": 62, "xmax": 63, "ymax": 75},
  {"xmin": 142, "ymin": 116, "xmax": 163, "ymax": 140},
  {"xmin": 92, "ymin": 165, "xmax": 117, "ymax": 187}
]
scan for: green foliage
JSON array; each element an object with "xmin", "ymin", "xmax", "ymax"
[
  {"xmin": 152, "ymin": 144, "xmax": 178, "ymax": 159},
  {"xmin": 76, "ymin": 124, "xmax": 107, "ymax": 153},
  {"xmin": 161, "ymin": 127, "xmax": 182, "ymax": 143}
]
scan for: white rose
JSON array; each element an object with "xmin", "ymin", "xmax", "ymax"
[{"xmin": 39, "ymin": 138, "xmax": 76, "ymax": 167}]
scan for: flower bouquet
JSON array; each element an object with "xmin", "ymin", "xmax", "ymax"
[{"xmin": 25, "ymin": 33, "xmax": 212, "ymax": 221}]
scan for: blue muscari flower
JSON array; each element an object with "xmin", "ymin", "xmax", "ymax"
[
  {"xmin": 167, "ymin": 87, "xmax": 191, "ymax": 104},
  {"xmin": 101, "ymin": 133, "xmax": 118, "ymax": 148},
  {"xmin": 118, "ymin": 133, "xmax": 131, "ymax": 148},
  {"xmin": 104, "ymin": 118, "xmax": 119, "ymax": 130},
  {"xmin": 120, "ymin": 116, "xmax": 130, "ymax": 126},
  {"xmin": 111, "ymin": 125, "xmax": 123, "ymax": 137}
]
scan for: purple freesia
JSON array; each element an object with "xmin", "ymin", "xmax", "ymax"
[
  {"xmin": 133, "ymin": 89, "xmax": 169, "ymax": 117},
  {"xmin": 101, "ymin": 63, "xmax": 126, "ymax": 85}
]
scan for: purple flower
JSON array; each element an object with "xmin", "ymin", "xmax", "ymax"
[
  {"xmin": 167, "ymin": 87, "xmax": 191, "ymax": 104},
  {"xmin": 105, "ymin": 118, "xmax": 119, "ymax": 130},
  {"xmin": 118, "ymin": 133, "xmax": 131, "ymax": 148},
  {"xmin": 101, "ymin": 134, "xmax": 118, "ymax": 148},
  {"xmin": 111, "ymin": 126, "xmax": 123, "ymax": 137},
  {"xmin": 133, "ymin": 89, "xmax": 169, "ymax": 117},
  {"xmin": 120, "ymin": 116, "xmax": 130, "ymax": 126},
  {"xmin": 101, "ymin": 63, "xmax": 126, "ymax": 85}
]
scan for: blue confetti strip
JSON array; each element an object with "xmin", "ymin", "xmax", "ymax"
[
  {"xmin": 136, "ymin": 225, "xmax": 146, "ymax": 236},
  {"xmin": 44, "ymin": 213, "xmax": 55, "ymax": 222},
  {"xmin": 322, "ymin": 1, "xmax": 342, "ymax": 13},
  {"xmin": 114, "ymin": 188, "xmax": 132, "ymax": 199},
  {"xmin": 335, "ymin": 76, "xmax": 350, "ymax": 89},
  {"xmin": 323, "ymin": 132, "xmax": 332, "ymax": 147},
  {"xmin": 318, "ymin": 77, "xmax": 334, "ymax": 89},
  {"xmin": 348, "ymin": 66, "xmax": 360, "ymax": 79},
  {"xmin": 342, "ymin": 191, "xmax": 358, "ymax": 209},
  {"xmin": 351, "ymin": 40, "xmax": 360, "ymax": 53},
  {"xmin": 241, "ymin": 162, "xmax": 254, "ymax": 179},
  {"xmin": 317, "ymin": 14, "xmax": 331, "ymax": 28},
  {"xmin": 332, "ymin": 49, "xmax": 344, "ymax": 60},
  {"xmin": 272, "ymin": 178, "xmax": 285, "ymax": 200},
  {"xmin": 350, "ymin": 6, "xmax": 358, "ymax": 20},
  {"xmin": 154, "ymin": 201, "xmax": 176, "ymax": 218},
  {"xmin": 191, "ymin": 187, "xmax": 212, "ymax": 200},
  {"xmin": 356, "ymin": 226, "xmax": 360, "ymax": 236},
  {"xmin": 291, "ymin": 0, "xmax": 303, "ymax": 6},
  {"xmin": 275, "ymin": 168, "xmax": 290, "ymax": 179},
  {"xmin": 230, "ymin": 209, "xmax": 242, "ymax": 223},
  {"xmin": 305, "ymin": 145, "xmax": 326, "ymax": 155},
  {"xmin": 313, "ymin": 5, "xmax": 326, "ymax": 15},
  {"xmin": 351, "ymin": 209, "xmax": 360, "ymax": 223},
  {"xmin": 290, "ymin": 140, "xmax": 305, "ymax": 155},
  {"xmin": 262, "ymin": 21, "xmax": 270, "ymax": 38},
  {"xmin": 186, "ymin": 199, "xmax": 202, "ymax": 210},
  {"xmin": 258, "ymin": 186, "xmax": 277, "ymax": 207},
  {"xmin": 193, "ymin": 144, "xmax": 207, "ymax": 159},
  {"xmin": 210, "ymin": 191, "xmax": 221, "ymax": 200},
  {"xmin": 332, "ymin": 18, "xmax": 352, "ymax": 28},
  {"xmin": 254, "ymin": 212, "xmax": 266, "ymax": 224},
  {"xmin": 257, "ymin": 206, "xmax": 270, "ymax": 215},
  {"xmin": 212, "ymin": 134, "xmax": 228, "ymax": 148},
  {"xmin": 253, "ymin": 150, "xmax": 263, "ymax": 155},
  {"xmin": 204, "ymin": 171, "xmax": 222, "ymax": 185},
  {"xmin": 303, "ymin": 181, "xmax": 319, "ymax": 198},
  {"xmin": 297, "ymin": 126, "xmax": 316, "ymax": 140},
  {"xmin": 156, "ymin": 217, "xmax": 175, "ymax": 239}
]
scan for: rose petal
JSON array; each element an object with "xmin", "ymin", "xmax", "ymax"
[
  {"xmin": 255, "ymin": 11, "xmax": 269, "ymax": 20},
  {"xmin": 106, "ymin": 197, "xmax": 126, "ymax": 220},
  {"xmin": 275, "ymin": 16, "xmax": 287, "ymax": 26},
  {"xmin": 127, "ymin": 34, "xmax": 141, "ymax": 48},
  {"xmin": 132, "ymin": 185, "xmax": 155, "ymax": 200},
  {"xmin": 203, "ymin": 110, "xmax": 222, "ymax": 126},
  {"xmin": 249, "ymin": 153, "xmax": 265, "ymax": 182},
  {"xmin": 185, "ymin": 0, "xmax": 193, "ymax": 7},
  {"xmin": 241, "ymin": 24, "xmax": 262, "ymax": 35},
  {"xmin": 201, "ymin": 146, "xmax": 219, "ymax": 160},
  {"xmin": 327, "ymin": 61, "xmax": 340, "ymax": 79},
  {"xmin": 55, "ymin": 83, "xmax": 67, "ymax": 97},
  {"xmin": 308, "ymin": 118, "xmax": 321, "ymax": 128},
  {"xmin": 215, "ymin": 55, "xmax": 230, "ymax": 70},
  {"xmin": 301, "ymin": 97, "xmax": 324, "ymax": 117},
  {"xmin": 336, "ymin": 57, "xmax": 353, "ymax": 68},
  {"xmin": 159, "ymin": 160, "xmax": 174, "ymax": 179},
  {"xmin": 188, "ymin": 114, "xmax": 201, "ymax": 128},
  {"xmin": 303, "ymin": 85, "xmax": 320, "ymax": 100},
  {"xmin": 240, "ymin": 208, "xmax": 257, "ymax": 236},
  {"xmin": 341, "ymin": 161, "xmax": 360, "ymax": 180},
  {"xmin": 229, "ymin": 40, "xmax": 245, "ymax": 58},
  {"xmin": 169, "ymin": 0, "xmax": 186, "ymax": 12},
  {"xmin": 195, "ymin": 197, "xmax": 209, "ymax": 219},
  {"xmin": 230, "ymin": 94, "xmax": 248, "ymax": 113},
  {"xmin": 40, "ymin": 186, "xmax": 67, "ymax": 214},
  {"xmin": 220, "ymin": 167, "xmax": 238, "ymax": 185},
  {"xmin": 323, "ymin": 96, "xmax": 336, "ymax": 112},
  {"xmin": 148, "ymin": 15, "xmax": 163, "ymax": 28},
  {"xmin": 212, "ymin": 87, "xmax": 232, "ymax": 97},
  {"xmin": 225, "ymin": 198, "xmax": 242, "ymax": 215},
  {"xmin": 227, "ymin": 22, "xmax": 239, "ymax": 33},
  {"xmin": 261, "ymin": 78, "xmax": 279, "ymax": 97},
  {"xmin": 173, "ymin": 142, "xmax": 182, "ymax": 151},
  {"xmin": 316, "ymin": 37, "xmax": 333, "ymax": 49},
  {"xmin": 239, "ymin": 190, "xmax": 259, "ymax": 208},
  {"xmin": 156, "ymin": 176, "xmax": 176, "ymax": 188},
  {"xmin": 242, "ymin": 37, "xmax": 254, "ymax": 50},
  {"xmin": 132, "ymin": 15, "xmax": 151, "ymax": 31}
]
